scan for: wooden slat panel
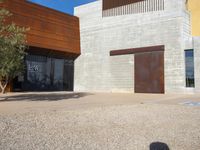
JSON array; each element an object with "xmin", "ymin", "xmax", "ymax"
[
  {"xmin": 103, "ymin": 0, "xmax": 165, "ymax": 17},
  {"xmin": 103, "ymin": 0, "xmax": 145, "ymax": 10},
  {"xmin": 27, "ymin": 34, "xmax": 80, "ymax": 54},
  {"xmin": 1, "ymin": 0, "xmax": 80, "ymax": 55},
  {"xmin": 9, "ymin": 14, "xmax": 80, "ymax": 38}
]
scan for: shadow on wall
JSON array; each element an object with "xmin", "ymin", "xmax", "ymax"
[
  {"xmin": 0, "ymin": 92, "xmax": 92, "ymax": 102},
  {"xmin": 150, "ymin": 142, "xmax": 170, "ymax": 150}
]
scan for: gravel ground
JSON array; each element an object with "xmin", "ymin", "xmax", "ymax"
[{"xmin": 0, "ymin": 100, "xmax": 200, "ymax": 150}]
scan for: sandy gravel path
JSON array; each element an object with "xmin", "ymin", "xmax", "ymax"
[{"xmin": 0, "ymin": 92, "xmax": 200, "ymax": 150}]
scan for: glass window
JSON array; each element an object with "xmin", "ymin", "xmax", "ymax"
[
  {"xmin": 185, "ymin": 49, "xmax": 195, "ymax": 87},
  {"xmin": 22, "ymin": 54, "xmax": 74, "ymax": 91}
]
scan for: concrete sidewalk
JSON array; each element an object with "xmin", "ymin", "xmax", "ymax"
[{"xmin": 0, "ymin": 92, "xmax": 199, "ymax": 113}]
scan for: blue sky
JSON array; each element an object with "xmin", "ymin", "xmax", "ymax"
[{"xmin": 29, "ymin": 0, "xmax": 96, "ymax": 15}]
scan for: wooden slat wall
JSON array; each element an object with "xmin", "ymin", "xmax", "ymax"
[
  {"xmin": 102, "ymin": 0, "xmax": 165, "ymax": 17},
  {"xmin": 1, "ymin": 0, "xmax": 80, "ymax": 55},
  {"xmin": 103, "ymin": 0, "xmax": 145, "ymax": 10}
]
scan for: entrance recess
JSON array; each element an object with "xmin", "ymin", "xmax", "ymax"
[
  {"xmin": 13, "ymin": 54, "xmax": 74, "ymax": 91},
  {"xmin": 134, "ymin": 51, "xmax": 164, "ymax": 93}
]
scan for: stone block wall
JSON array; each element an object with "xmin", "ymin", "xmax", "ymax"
[
  {"xmin": 74, "ymin": 0, "xmax": 195, "ymax": 93},
  {"xmin": 194, "ymin": 37, "xmax": 200, "ymax": 92}
]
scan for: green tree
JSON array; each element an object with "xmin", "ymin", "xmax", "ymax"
[{"xmin": 0, "ymin": 3, "xmax": 28, "ymax": 94}]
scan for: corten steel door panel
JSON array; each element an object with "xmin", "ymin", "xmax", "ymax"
[
  {"xmin": 1, "ymin": 0, "xmax": 80, "ymax": 55},
  {"xmin": 134, "ymin": 51, "xmax": 164, "ymax": 93},
  {"xmin": 110, "ymin": 45, "xmax": 165, "ymax": 56}
]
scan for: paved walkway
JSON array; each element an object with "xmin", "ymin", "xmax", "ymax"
[
  {"xmin": 0, "ymin": 92, "xmax": 200, "ymax": 113},
  {"xmin": 0, "ymin": 92, "xmax": 200, "ymax": 150}
]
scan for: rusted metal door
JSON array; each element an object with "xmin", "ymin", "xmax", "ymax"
[{"xmin": 134, "ymin": 51, "xmax": 164, "ymax": 93}]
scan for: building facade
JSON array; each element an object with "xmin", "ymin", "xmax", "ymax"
[
  {"xmin": 74, "ymin": 0, "xmax": 200, "ymax": 93},
  {"xmin": 1, "ymin": 0, "xmax": 80, "ymax": 91},
  {"xmin": 1, "ymin": 0, "xmax": 200, "ymax": 94}
]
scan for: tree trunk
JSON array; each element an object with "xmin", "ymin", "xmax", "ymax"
[{"xmin": 0, "ymin": 80, "xmax": 8, "ymax": 94}]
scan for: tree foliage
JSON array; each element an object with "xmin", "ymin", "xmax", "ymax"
[{"xmin": 0, "ymin": 4, "xmax": 28, "ymax": 94}]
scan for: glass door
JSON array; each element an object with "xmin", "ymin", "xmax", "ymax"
[{"xmin": 53, "ymin": 58, "xmax": 64, "ymax": 90}]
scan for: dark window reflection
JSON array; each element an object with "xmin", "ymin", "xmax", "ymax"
[
  {"xmin": 18, "ymin": 54, "xmax": 74, "ymax": 91},
  {"xmin": 185, "ymin": 50, "xmax": 195, "ymax": 87}
]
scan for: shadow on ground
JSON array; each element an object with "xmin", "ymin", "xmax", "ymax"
[
  {"xmin": 0, "ymin": 92, "xmax": 92, "ymax": 102},
  {"xmin": 150, "ymin": 142, "xmax": 170, "ymax": 150}
]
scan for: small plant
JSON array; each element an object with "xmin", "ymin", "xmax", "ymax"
[{"xmin": 0, "ymin": 2, "xmax": 28, "ymax": 94}]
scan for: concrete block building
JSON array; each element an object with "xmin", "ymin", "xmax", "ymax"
[{"xmin": 74, "ymin": 0, "xmax": 200, "ymax": 94}]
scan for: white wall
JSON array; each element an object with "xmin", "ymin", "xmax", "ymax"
[{"xmin": 194, "ymin": 37, "xmax": 200, "ymax": 92}]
